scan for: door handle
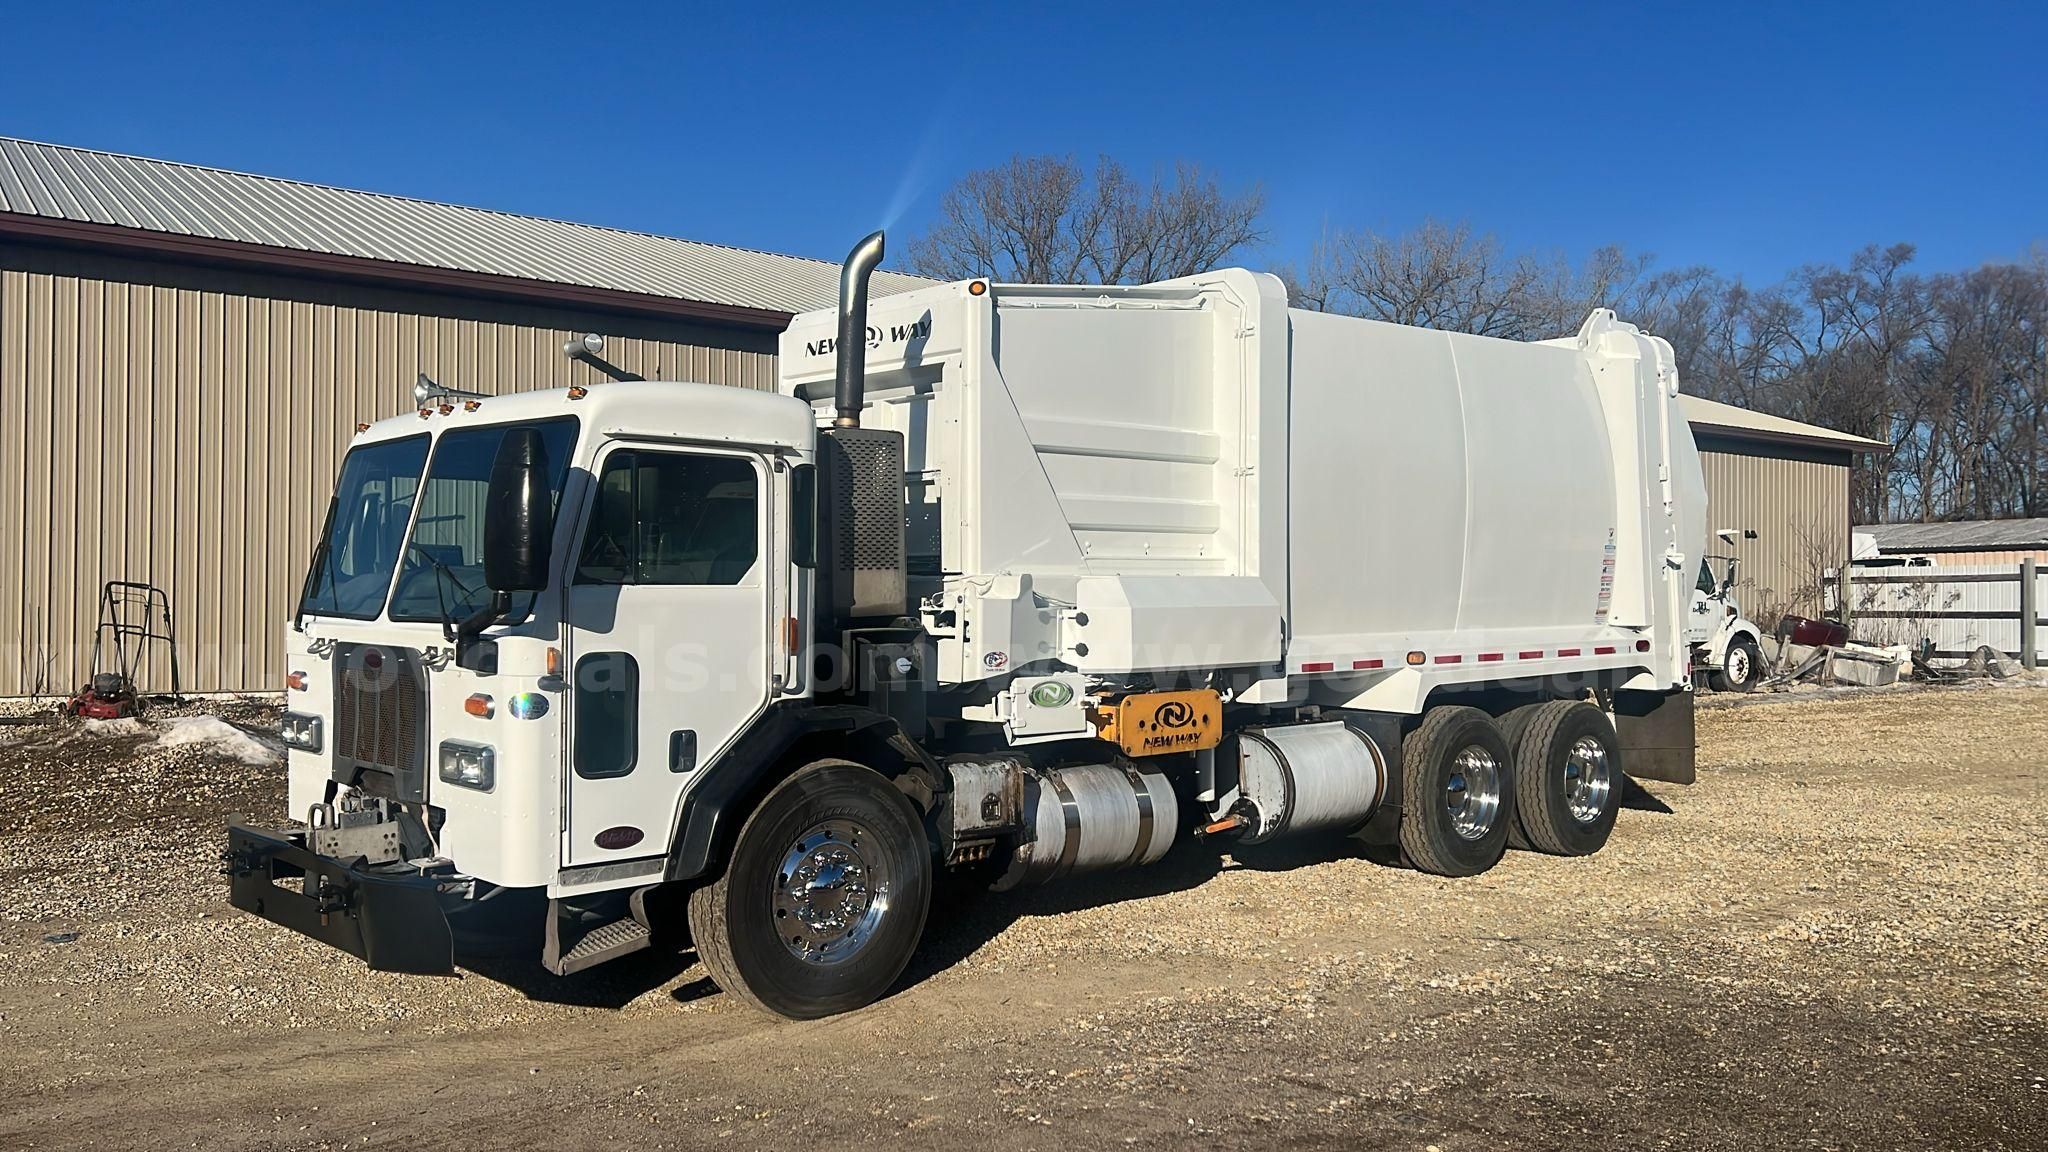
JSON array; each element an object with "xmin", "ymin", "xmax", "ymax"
[{"xmin": 669, "ymin": 730, "xmax": 697, "ymax": 774}]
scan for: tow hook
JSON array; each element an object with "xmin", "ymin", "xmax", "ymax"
[{"xmin": 312, "ymin": 877, "xmax": 351, "ymax": 926}]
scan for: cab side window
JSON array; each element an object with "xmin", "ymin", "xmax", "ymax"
[{"xmin": 576, "ymin": 451, "xmax": 759, "ymax": 585}]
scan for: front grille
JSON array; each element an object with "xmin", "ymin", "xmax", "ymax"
[{"xmin": 332, "ymin": 644, "xmax": 428, "ymax": 800}]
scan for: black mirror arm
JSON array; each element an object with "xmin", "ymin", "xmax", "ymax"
[{"xmin": 454, "ymin": 590, "xmax": 513, "ymax": 668}]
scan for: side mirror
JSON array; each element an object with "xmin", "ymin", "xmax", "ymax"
[{"xmin": 483, "ymin": 428, "xmax": 555, "ymax": 592}]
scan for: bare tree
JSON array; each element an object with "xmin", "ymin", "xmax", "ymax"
[
  {"xmin": 907, "ymin": 155, "xmax": 1266, "ymax": 285},
  {"xmin": 1297, "ymin": 219, "xmax": 1655, "ymax": 341}
]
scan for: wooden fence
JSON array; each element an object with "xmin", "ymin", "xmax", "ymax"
[{"xmin": 1827, "ymin": 560, "xmax": 2043, "ymax": 668}]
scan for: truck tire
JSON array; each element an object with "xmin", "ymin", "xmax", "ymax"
[
  {"xmin": 686, "ymin": 759, "xmax": 931, "ymax": 1019},
  {"xmin": 1398, "ymin": 706, "xmax": 1515, "ymax": 877},
  {"xmin": 1505, "ymin": 700, "xmax": 1621, "ymax": 856},
  {"xmin": 1711, "ymin": 637, "xmax": 1763, "ymax": 693},
  {"xmin": 1495, "ymin": 704, "xmax": 1538, "ymax": 852}
]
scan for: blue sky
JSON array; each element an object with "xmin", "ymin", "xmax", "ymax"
[{"xmin": 6, "ymin": 1, "xmax": 2042, "ymax": 282}]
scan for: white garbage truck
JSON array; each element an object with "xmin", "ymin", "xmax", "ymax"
[{"xmin": 227, "ymin": 231, "xmax": 1709, "ymax": 1018}]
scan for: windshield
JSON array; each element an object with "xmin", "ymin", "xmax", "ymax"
[
  {"xmin": 300, "ymin": 436, "xmax": 430, "ymax": 619},
  {"xmin": 388, "ymin": 419, "xmax": 579, "ymax": 624}
]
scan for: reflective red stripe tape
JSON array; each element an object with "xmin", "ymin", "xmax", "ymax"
[
  {"xmin": 1434, "ymin": 654, "xmax": 1461, "ymax": 664},
  {"xmin": 1518, "ymin": 650, "xmax": 1544, "ymax": 660},
  {"xmin": 1478, "ymin": 652, "xmax": 1504, "ymax": 662},
  {"xmin": 1595, "ymin": 645, "xmax": 1616, "ymax": 655},
  {"xmin": 1353, "ymin": 658, "xmax": 1383, "ymax": 670},
  {"xmin": 1302, "ymin": 661, "xmax": 1334, "ymax": 673},
  {"xmin": 1557, "ymin": 647, "xmax": 1581, "ymax": 657}
]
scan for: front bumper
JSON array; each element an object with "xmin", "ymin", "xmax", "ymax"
[{"xmin": 223, "ymin": 825, "xmax": 456, "ymax": 975}]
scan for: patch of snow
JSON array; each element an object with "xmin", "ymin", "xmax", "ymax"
[{"xmin": 155, "ymin": 715, "xmax": 283, "ymax": 766}]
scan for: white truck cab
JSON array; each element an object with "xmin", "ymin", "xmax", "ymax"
[{"xmin": 1685, "ymin": 529, "xmax": 1767, "ymax": 692}]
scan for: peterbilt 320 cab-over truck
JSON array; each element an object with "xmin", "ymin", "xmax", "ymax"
[{"xmin": 227, "ymin": 231, "xmax": 1709, "ymax": 1019}]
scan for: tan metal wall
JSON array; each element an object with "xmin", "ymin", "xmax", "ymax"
[
  {"xmin": 0, "ymin": 241, "xmax": 776, "ymax": 698},
  {"xmin": 1696, "ymin": 435, "xmax": 1855, "ymax": 626}
]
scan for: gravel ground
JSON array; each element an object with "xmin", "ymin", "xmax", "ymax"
[{"xmin": 0, "ymin": 685, "xmax": 2042, "ymax": 1150}]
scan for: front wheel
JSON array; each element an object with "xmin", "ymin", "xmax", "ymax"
[
  {"xmin": 687, "ymin": 759, "xmax": 931, "ymax": 1019},
  {"xmin": 1711, "ymin": 637, "xmax": 1764, "ymax": 693}
]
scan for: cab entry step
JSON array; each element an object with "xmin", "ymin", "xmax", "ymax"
[{"xmin": 542, "ymin": 891, "xmax": 655, "ymax": 976}]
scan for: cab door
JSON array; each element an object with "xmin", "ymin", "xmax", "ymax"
[
  {"xmin": 1685, "ymin": 561, "xmax": 1718, "ymax": 645},
  {"xmin": 562, "ymin": 443, "xmax": 775, "ymax": 866}
]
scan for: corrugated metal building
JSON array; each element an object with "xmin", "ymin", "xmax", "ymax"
[
  {"xmin": 1853, "ymin": 518, "xmax": 2048, "ymax": 567},
  {"xmin": 1, "ymin": 137, "xmax": 1886, "ymax": 696},
  {"xmin": 1680, "ymin": 395, "xmax": 1888, "ymax": 624},
  {"xmin": 0, "ymin": 137, "xmax": 923, "ymax": 698}
]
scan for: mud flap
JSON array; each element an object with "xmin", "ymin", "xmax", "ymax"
[
  {"xmin": 224, "ymin": 825, "xmax": 455, "ymax": 975},
  {"xmin": 1611, "ymin": 688, "xmax": 1696, "ymax": 785}
]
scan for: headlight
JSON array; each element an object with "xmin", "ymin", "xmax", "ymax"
[
  {"xmin": 280, "ymin": 712, "xmax": 323, "ymax": 752},
  {"xmin": 438, "ymin": 740, "xmax": 495, "ymax": 792}
]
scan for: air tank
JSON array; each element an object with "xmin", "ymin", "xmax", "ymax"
[
  {"xmin": 994, "ymin": 761, "xmax": 1178, "ymax": 890},
  {"xmin": 1230, "ymin": 721, "xmax": 1387, "ymax": 844}
]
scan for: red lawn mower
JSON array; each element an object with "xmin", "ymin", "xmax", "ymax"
[{"xmin": 62, "ymin": 581, "xmax": 185, "ymax": 719}]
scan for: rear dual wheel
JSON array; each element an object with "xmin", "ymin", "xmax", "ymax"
[
  {"xmin": 1399, "ymin": 706, "xmax": 1516, "ymax": 877},
  {"xmin": 687, "ymin": 759, "xmax": 931, "ymax": 1019},
  {"xmin": 1500, "ymin": 700, "xmax": 1622, "ymax": 856}
]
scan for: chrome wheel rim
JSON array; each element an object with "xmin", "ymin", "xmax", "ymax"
[
  {"xmin": 1445, "ymin": 746, "xmax": 1502, "ymax": 841},
  {"xmin": 772, "ymin": 818, "xmax": 889, "ymax": 966},
  {"xmin": 1563, "ymin": 735, "xmax": 1612, "ymax": 824},
  {"xmin": 1727, "ymin": 647, "xmax": 1751, "ymax": 684}
]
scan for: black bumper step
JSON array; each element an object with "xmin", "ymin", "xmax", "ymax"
[{"xmin": 223, "ymin": 825, "xmax": 455, "ymax": 976}]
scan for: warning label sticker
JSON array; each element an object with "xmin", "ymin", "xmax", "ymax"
[{"xmin": 1595, "ymin": 529, "xmax": 1616, "ymax": 622}]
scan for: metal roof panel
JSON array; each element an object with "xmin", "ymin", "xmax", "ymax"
[
  {"xmin": 0, "ymin": 136, "xmax": 931, "ymax": 316},
  {"xmin": 1854, "ymin": 517, "xmax": 2048, "ymax": 552}
]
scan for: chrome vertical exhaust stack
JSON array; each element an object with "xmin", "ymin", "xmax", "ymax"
[{"xmin": 833, "ymin": 230, "xmax": 887, "ymax": 428}]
